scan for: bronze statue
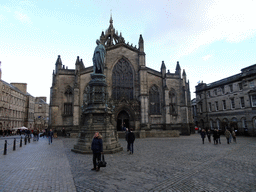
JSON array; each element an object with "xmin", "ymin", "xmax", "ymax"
[{"xmin": 93, "ymin": 40, "xmax": 106, "ymax": 74}]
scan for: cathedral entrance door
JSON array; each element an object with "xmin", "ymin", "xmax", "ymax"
[{"xmin": 117, "ymin": 110, "xmax": 129, "ymax": 131}]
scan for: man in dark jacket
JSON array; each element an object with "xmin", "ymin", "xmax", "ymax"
[
  {"xmin": 91, "ymin": 132, "xmax": 103, "ymax": 171},
  {"xmin": 127, "ymin": 129, "xmax": 135, "ymax": 154},
  {"xmin": 200, "ymin": 129, "xmax": 206, "ymax": 144},
  {"xmin": 213, "ymin": 129, "xmax": 218, "ymax": 145}
]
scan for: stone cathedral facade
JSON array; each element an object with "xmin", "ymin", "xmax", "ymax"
[{"xmin": 49, "ymin": 17, "xmax": 193, "ymax": 136}]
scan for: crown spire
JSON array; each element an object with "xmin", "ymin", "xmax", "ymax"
[{"xmin": 109, "ymin": 11, "xmax": 113, "ymax": 29}]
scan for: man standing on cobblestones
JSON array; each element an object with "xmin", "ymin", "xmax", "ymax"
[{"xmin": 127, "ymin": 128, "xmax": 135, "ymax": 154}]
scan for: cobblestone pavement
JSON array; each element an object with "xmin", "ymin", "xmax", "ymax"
[
  {"xmin": 0, "ymin": 134, "xmax": 256, "ymax": 192},
  {"xmin": 0, "ymin": 135, "xmax": 76, "ymax": 192}
]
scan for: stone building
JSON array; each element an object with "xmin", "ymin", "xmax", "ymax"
[
  {"xmin": 0, "ymin": 81, "xmax": 27, "ymax": 131},
  {"xmin": 34, "ymin": 97, "xmax": 49, "ymax": 131},
  {"xmin": 0, "ymin": 68, "xmax": 48, "ymax": 132},
  {"xmin": 195, "ymin": 64, "xmax": 256, "ymax": 136},
  {"xmin": 0, "ymin": 81, "xmax": 35, "ymax": 131},
  {"xmin": 49, "ymin": 17, "xmax": 193, "ymax": 136}
]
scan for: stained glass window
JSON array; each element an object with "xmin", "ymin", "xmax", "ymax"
[
  {"xmin": 112, "ymin": 58, "xmax": 133, "ymax": 100},
  {"xmin": 149, "ymin": 85, "xmax": 161, "ymax": 114}
]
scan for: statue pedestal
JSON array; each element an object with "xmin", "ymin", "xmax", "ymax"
[{"xmin": 71, "ymin": 74, "xmax": 123, "ymax": 154}]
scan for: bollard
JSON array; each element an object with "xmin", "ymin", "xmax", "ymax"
[
  {"xmin": 25, "ymin": 136, "xmax": 27, "ymax": 145},
  {"xmin": 3, "ymin": 140, "xmax": 7, "ymax": 155},
  {"xmin": 20, "ymin": 137, "xmax": 22, "ymax": 147},
  {"xmin": 13, "ymin": 138, "xmax": 16, "ymax": 151}
]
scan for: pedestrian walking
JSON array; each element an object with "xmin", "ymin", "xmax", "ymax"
[
  {"xmin": 48, "ymin": 129, "xmax": 53, "ymax": 145},
  {"xmin": 232, "ymin": 130, "xmax": 236, "ymax": 143},
  {"xmin": 206, "ymin": 129, "xmax": 211, "ymax": 143},
  {"xmin": 125, "ymin": 128, "xmax": 129, "ymax": 152},
  {"xmin": 127, "ymin": 128, "xmax": 135, "ymax": 154},
  {"xmin": 217, "ymin": 129, "xmax": 221, "ymax": 144},
  {"xmin": 62, "ymin": 127, "xmax": 66, "ymax": 137},
  {"xmin": 213, "ymin": 129, "xmax": 218, "ymax": 145},
  {"xmin": 91, "ymin": 132, "xmax": 103, "ymax": 172},
  {"xmin": 42, "ymin": 129, "xmax": 45, "ymax": 138},
  {"xmin": 225, "ymin": 129, "xmax": 231, "ymax": 144},
  {"xmin": 36, "ymin": 129, "xmax": 39, "ymax": 141},
  {"xmin": 33, "ymin": 129, "xmax": 37, "ymax": 141},
  {"xmin": 200, "ymin": 129, "xmax": 206, "ymax": 144}
]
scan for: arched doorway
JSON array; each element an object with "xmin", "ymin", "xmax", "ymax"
[
  {"xmin": 117, "ymin": 110, "xmax": 130, "ymax": 131},
  {"xmin": 221, "ymin": 118, "xmax": 229, "ymax": 132},
  {"xmin": 230, "ymin": 117, "xmax": 238, "ymax": 134}
]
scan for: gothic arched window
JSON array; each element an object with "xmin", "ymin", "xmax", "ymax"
[
  {"xmin": 64, "ymin": 86, "xmax": 73, "ymax": 115},
  {"xmin": 169, "ymin": 89, "xmax": 177, "ymax": 115},
  {"xmin": 112, "ymin": 58, "xmax": 133, "ymax": 100},
  {"xmin": 149, "ymin": 85, "xmax": 161, "ymax": 114}
]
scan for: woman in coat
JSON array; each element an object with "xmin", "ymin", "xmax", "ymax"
[
  {"xmin": 91, "ymin": 132, "xmax": 103, "ymax": 171},
  {"xmin": 225, "ymin": 129, "xmax": 231, "ymax": 144}
]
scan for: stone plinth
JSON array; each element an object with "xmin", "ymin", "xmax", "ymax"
[{"xmin": 71, "ymin": 74, "xmax": 123, "ymax": 154}]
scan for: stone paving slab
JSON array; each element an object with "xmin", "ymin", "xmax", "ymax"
[{"xmin": 0, "ymin": 134, "xmax": 256, "ymax": 192}]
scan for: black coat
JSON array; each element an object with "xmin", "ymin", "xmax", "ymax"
[
  {"xmin": 200, "ymin": 131, "xmax": 206, "ymax": 138},
  {"xmin": 91, "ymin": 137, "xmax": 103, "ymax": 153},
  {"xmin": 213, "ymin": 130, "xmax": 218, "ymax": 139},
  {"xmin": 48, "ymin": 131, "xmax": 53, "ymax": 137},
  {"xmin": 127, "ymin": 132, "xmax": 135, "ymax": 143}
]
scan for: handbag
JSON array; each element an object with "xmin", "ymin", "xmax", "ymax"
[{"xmin": 98, "ymin": 153, "xmax": 107, "ymax": 167}]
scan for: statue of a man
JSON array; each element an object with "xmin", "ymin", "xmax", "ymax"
[{"xmin": 93, "ymin": 39, "xmax": 106, "ymax": 74}]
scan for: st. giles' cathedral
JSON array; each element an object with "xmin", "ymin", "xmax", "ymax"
[{"xmin": 49, "ymin": 16, "xmax": 193, "ymax": 136}]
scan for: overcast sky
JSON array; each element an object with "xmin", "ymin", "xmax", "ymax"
[{"xmin": 1, "ymin": 0, "xmax": 256, "ymax": 103}]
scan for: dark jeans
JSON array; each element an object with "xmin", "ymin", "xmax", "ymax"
[
  {"xmin": 48, "ymin": 136, "xmax": 52, "ymax": 144},
  {"xmin": 128, "ymin": 142, "xmax": 134, "ymax": 153},
  {"xmin": 202, "ymin": 137, "xmax": 205, "ymax": 144},
  {"xmin": 207, "ymin": 135, "xmax": 211, "ymax": 142},
  {"xmin": 93, "ymin": 153, "xmax": 101, "ymax": 169}
]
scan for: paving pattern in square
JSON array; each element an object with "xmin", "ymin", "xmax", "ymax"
[{"xmin": 0, "ymin": 134, "xmax": 255, "ymax": 191}]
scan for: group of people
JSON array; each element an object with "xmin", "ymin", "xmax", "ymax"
[
  {"xmin": 200, "ymin": 128, "xmax": 236, "ymax": 144},
  {"xmin": 91, "ymin": 128, "xmax": 136, "ymax": 172},
  {"xmin": 224, "ymin": 129, "xmax": 236, "ymax": 144},
  {"xmin": 0, "ymin": 129, "xmax": 13, "ymax": 136}
]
